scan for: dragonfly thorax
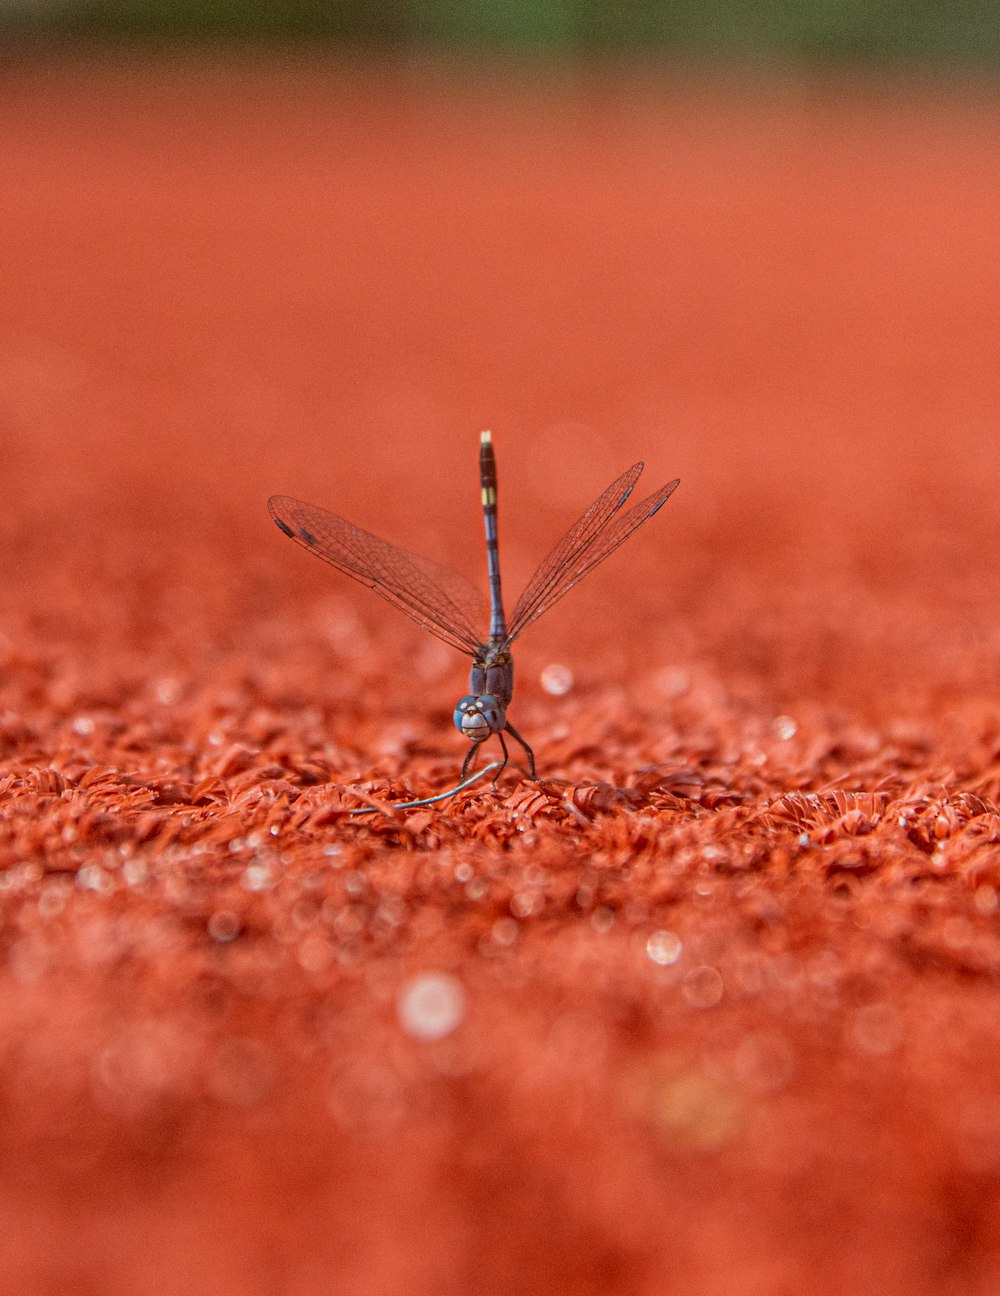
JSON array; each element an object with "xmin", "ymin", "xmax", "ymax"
[
  {"xmin": 470, "ymin": 644, "xmax": 514, "ymax": 708},
  {"xmin": 454, "ymin": 694, "xmax": 506, "ymax": 743}
]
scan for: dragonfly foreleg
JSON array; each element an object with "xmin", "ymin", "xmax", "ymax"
[
  {"xmin": 493, "ymin": 732, "xmax": 510, "ymax": 785},
  {"xmin": 504, "ymin": 721, "xmax": 536, "ymax": 780},
  {"xmin": 461, "ymin": 742, "xmax": 479, "ymax": 783}
]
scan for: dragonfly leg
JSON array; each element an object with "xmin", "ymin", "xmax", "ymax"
[
  {"xmin": 461, "ymin": 742, "xmax": 479, "ymax": 782},
  {"xmin": 492, "ymin": 732, "xmax": 510, "ymax": 785},
  {"xmin": 504, "ymin": 722, "xmax": 537, "ymax": 779}
]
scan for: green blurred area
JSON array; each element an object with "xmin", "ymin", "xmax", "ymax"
[{"xmin": 2, "ymin": 0, "xmax": 999, "ymax": 64}]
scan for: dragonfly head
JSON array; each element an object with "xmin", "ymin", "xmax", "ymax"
[{"xmin": 454, "ymin": 694, "xmax": 506, "ymax": 742}]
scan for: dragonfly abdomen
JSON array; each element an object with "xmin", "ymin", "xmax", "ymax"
[{"xmin": 480, "ymin": 430, "xmax": 508, "ymax": 643}]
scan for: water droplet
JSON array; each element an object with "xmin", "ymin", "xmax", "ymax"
[
  {"xmin": 540, "ymin": 663, "xmax": 574, "ymax": 696},
  {"xmin": 242, "ymin": 863, "xmax": 275, "ymax": 892},
  {"xmin": 77, "ymin": 864, "xmax": 111, "ymax": 893},
  {"xmin": 0, "ymin": 862, "xmax": 41, "ymax": 891},
  {"xmin": 207, "ymin": 910, "xmax": 240, "ymax": 943},
  {"xmin": 123, "ymin": 858, "xmax": 148, "ymax": 887},
  {"xmin": 154, "ymin": 678, "xmax": 182, "ymax": 705},
  {"xmin": 510, "ymin": 891, "xmax": 540, "ymax": 919},
  {"xmin": 772, "ymin": 715, "xmax": 797, "ymax": 740},
  {"xmin": 647, "ymin": 930, "xmax": 683, "ymax": 966},
  {"xmin": 343, "ymin": 870, "xmax": 367, "ymax": 898},
  {"xmin": 491, "ymin": 917, "xmax": 519, "ymax": 947},
  {"xmin": 397, "ymin": 972, "xmax": 465, "ymax": 1041}
]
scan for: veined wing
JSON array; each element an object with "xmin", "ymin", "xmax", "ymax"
[
  {"xmin": 504, "ymin": 468, "xmax": 679, "ymax": 646},
  {"xmin": 268, "ymin": 495, "xmax": 487, "ymax": 656}
]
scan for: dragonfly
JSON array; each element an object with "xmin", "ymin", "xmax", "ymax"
[{"xmin": 269, "ymin": 431, "xmax": 679, "ymax": 782}]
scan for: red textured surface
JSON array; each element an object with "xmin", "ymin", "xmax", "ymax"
[{"xmin": 3, "ymin": 56, "xmax": 1000, "ymax": 1295}]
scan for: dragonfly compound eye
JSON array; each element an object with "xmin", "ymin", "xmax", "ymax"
[{"xmin": 477, "ymin": 695, "xmax": 506, "ymax": 733}]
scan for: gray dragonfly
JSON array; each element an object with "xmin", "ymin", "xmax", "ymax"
[{"xmin": 269, "ymin": 431, "xmax": 679, "ymax": 780}]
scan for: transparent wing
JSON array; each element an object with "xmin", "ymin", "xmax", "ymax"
[
  {"xmin": 268, "ymin": 495, "xmax": 487, "ymax": 657},
  {"xmin": 505, "ymin": 469, "xmax": 680, "ymax": 646}
]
